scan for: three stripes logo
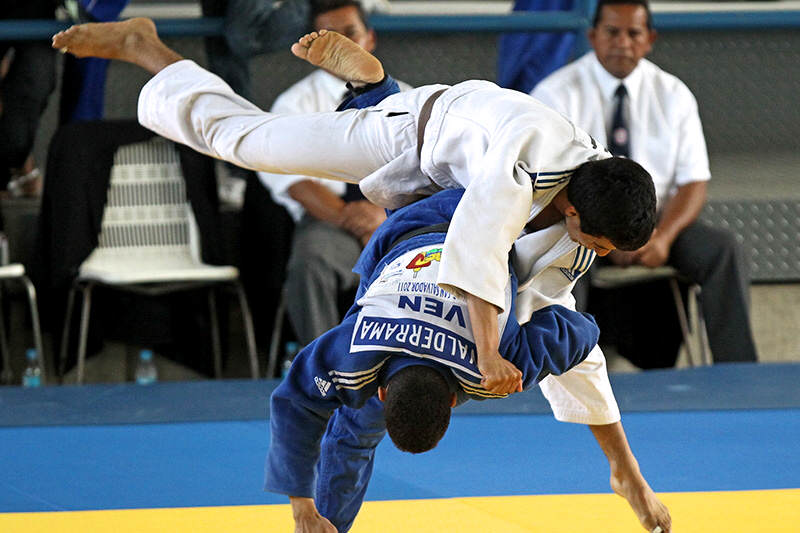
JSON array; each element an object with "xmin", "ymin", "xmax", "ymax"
[
  {"xmin": 314, "ymin": 376, "xmax": 331, "ymax": 397},
  {"xmin": 327, "ymin": 358, "xmax": 389, "ymax": 392},
  {"xmin": 560, "ymin": 246, "xmax": 596, "ymax": 281},
  {"xmin": 531, "ymin": 170, "xmax": 572, "ymax": 191}
]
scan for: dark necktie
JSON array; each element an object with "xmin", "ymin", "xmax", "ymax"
[
  {"xmin": 608, "ymin": 84, "xmax": 630, "ymax": 158},
  {"xmin": 342, "ymin": 183, "xmax": 365, "ymax": 202}
]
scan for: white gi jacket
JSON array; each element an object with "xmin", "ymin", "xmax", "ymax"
[
  {"xmin": 512, "ymin": 216, "xmax": 619, "ymax": 425},
  {"xmin": 138, "ymin": 60, "xmax": 619, "ymax": 424}
]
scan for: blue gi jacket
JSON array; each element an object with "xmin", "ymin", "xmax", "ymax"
[{"xmin": 265, "ymin": 189, "xmax": 599, "ymax": 529}]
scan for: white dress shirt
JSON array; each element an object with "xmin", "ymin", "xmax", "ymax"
[
  {"xmin": 259, "ymin": 70, "xmax": 411, "ymax": 222},
  {"xmin": 532, "ymin": 52, "xmax": 711, "ymax": 209}
]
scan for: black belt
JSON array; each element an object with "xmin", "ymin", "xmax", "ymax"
[
  {"xmin": 387, "ymin": 222, "xmax": 450, "ymax": 253},
  {"xmin": 417, "ymin": 89, "xmax": 446, "ymax": 159}
]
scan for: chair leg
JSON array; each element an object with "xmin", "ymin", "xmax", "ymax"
[
  {"xmin": 20, "ymin": 275, "xmax": 45, "ymax": 385},
  {"xmin": 668, "ymin": 277, "xmax": 697, "ymax": 367},
  {"xmin": 76, "ymin": 283, "xmax": 94, "ymax": 385},
  {"xmin": 266, "ymin": 288, "xmax": 287, "ymax": 379},
  {"xmin": 0, "ymin": 288, "xmax": 12, "ymax": 385},
  {"xmin": 689, "ymin": 284, "xmax": 713, "ymax": 365},
  {"xmin": 59, "ymin": 284, "xmax": 78, "ymax": 379},
  {"xmin": 234, "ymin": 280, "xmax": 259, "ymax": 379},
  {"xmin": 208, "ymin": 288, "xmax": 223, "ymax": 379}
]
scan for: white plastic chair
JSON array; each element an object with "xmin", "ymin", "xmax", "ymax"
[
  {"xmin": 58, "ymin": 137, "xmax": 258, "ymax": 384},
  {"xmin": 591, "ymin": 265, "xmax": 712, "ymax": 366},
  {"xmin": 0, "ymin": 233, "xmax": 44, "ymax": 384}
]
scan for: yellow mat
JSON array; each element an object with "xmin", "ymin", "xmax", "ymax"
[{"xmin": 3, "ymin": 489, "xmax": 798, "ymax": 533}]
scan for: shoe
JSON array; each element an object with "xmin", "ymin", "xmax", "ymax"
[
  {"xmin": 57, "ymin": 0, "xmax": 97, "ymax": 24},
  {"xmin": 215, "ymin": 160, "xmax": 246, "ymax": 209},
  {"xmin": 6, "ymin": 168, "xmax": 43, "ymax": 198}
]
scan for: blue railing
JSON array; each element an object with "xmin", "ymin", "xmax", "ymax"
[{"xmin": 2, "ymin": 9, "xmax": 800, "ymax": 41}]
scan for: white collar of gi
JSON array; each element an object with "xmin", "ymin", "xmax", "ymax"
[{"xmin": 588, "ymin": 51, "xmax": 645, "ymax": 107}]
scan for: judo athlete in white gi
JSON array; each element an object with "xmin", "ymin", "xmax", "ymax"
[
  {"xmin": 52, "ymin": 20, "xmax": 656, "ymax": 390},
  {"xmin": 52, "ymin": 20, "xmax": 672, "ymax": 533},
  {"xmin": 267, "ymin": 189, "xmax": 601, "ymax": 532}
]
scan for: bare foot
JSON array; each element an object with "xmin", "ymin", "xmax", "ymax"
[
  {"xmin": 52, "ymin": 17, "xmax": 181, "ymax": 74},
  {"xmin": 291, "ymin": 29, "xmax": 384, "ymax": 84},
  {"xmin": 52, "ymin": 18, "xmax": 158, "ymax": 61},
  {"xmin": 611, "ymin": 473, "xmax": 672, "ymax": 532}
]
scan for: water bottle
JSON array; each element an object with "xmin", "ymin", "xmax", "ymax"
[
  {"xmin": 135, "ymin": 349, "xmax": 158, "ymax": 385},
  {"xmin": 281, "ymin": 341, "xmax": 301, "ymax": 378},
  {"xmin": 22, "ymin": 348, "xmax": 42, "ymax": 388}
]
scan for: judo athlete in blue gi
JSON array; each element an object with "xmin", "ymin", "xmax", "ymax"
[{"xmin": 265, "ymin": 189, "xmax": 601, "ymax": 532}]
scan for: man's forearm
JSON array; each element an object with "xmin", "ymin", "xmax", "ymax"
[
  {"xmin": 589, "ymin": 422, "xmax": 672, "ymax": 532},
  {"xmin": 654, "ymin": 181, "xmax": 706, "ymax": 246},
  {"xmin": 289, "ymin": 180, "xmax": 346, "ymax": 226},
  {"xmin": 467, "ymin": 293, "xmax": 522, "ymax": 394},
  {"xmin": 466, "ymin": 293, "xmax": 501, "ymax": 355}
]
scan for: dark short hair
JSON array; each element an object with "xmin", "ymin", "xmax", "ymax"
[
  {"xmin": 592, "ymin": 0, "xmax": 653, "ymax": 30},
  {"xmin": 567, "ymin": 157, "xmax": 657, "ymax": 251},
  {"xmin": 311, "ymin": 0, "xmax": 369, "ymax": 29},
  {"xmin": 384, "ymin": 365, "xmax": 452, "ymax": 454}
]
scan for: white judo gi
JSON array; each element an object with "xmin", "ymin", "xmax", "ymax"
[{"xmin": 137, "ymin": 60, "xmax": 619, "ymax": 425}]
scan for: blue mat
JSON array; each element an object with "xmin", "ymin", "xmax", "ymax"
[
  {"xmin": 2, "ymin": 408, "xmax": 798, "ymax": 512},
  {"xmin": 1, "ymin": 363, "xmax": 800, "ymax": 427}
]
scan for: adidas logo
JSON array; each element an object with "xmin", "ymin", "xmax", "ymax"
[
  {"xmin": 315, "ymin": 376, "xmax": 331, "ymax": 397},
  {"xmin": 559, "ymin": 267, "xmax": 577, "ymax": 281}
]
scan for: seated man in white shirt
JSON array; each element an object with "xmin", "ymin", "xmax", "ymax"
[
  {"xmin": 532, "ymin": 0, "xmax": 756, "ymax": 366},
  {"xmin": 260, "ymin": 0, "xmax": 411, "ymax": 347}
]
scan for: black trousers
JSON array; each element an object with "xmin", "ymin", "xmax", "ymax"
[
  {"xmin": 200, "ymin": 0, "xmax": 310, "ymax": 100},
  {"xmin": 0, "ymin": 40, "xmax": 56, "ymax": 186},
  {"xmin": 575, "ymin": 220, "xmax": 757, "ymax": 367}
]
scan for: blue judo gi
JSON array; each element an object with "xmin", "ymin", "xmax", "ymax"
[{"xmin": 265, "ymin": 189, "xmax": 600, "ymax": 531}]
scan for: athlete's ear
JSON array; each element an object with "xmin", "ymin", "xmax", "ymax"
[
  {"xmin": 378, "ymin": 386, "xmax": 387, "ymax": 402},
  {"xmin": 450, "ymin": 392, "xmax": 457, "ymax": 408},
  {"xmin": 564, "ymin": 203, "xmax": 579, "ymax": 217}
]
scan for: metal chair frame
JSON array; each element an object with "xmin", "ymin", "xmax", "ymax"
[
  {"xmin": 0, "ymin": 233, "xmax": 45, "ymax": 384},
  {"xmin": 590, "ymin": 265, "xmax": 712, "ymax": 367}
]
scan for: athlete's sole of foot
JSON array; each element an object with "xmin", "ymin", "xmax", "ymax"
[{"xmin": 291, "ymin": 30, "xmax": 383, "ymax": 84}]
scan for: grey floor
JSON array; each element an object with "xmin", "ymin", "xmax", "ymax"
[{"xmin": 1, "ymin": 279, "xmax": 796, "ymax": 386}]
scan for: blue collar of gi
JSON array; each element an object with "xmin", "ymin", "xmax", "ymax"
[
  {"xmin": 380, "ymin": 355, "xmax": 458, "ymax": 393},
  {"xmin": 354, "ymin": 189, "xmax": 464, "ymax": 282}
]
